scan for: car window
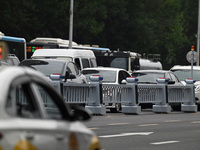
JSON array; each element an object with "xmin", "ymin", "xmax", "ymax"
[
  {"xmin": 172, "ymin": 69, "xmax": 200, "ymax": 81},
  {"xmin": 169, "ymin": 73, "xmax": 179, "ymax": 82},
  {"xmin": 90, "ymin": 58, "xmax": 97, "ymax": 67},
  {"xmin": 74, "ymin": 58, "xmax": 81, "ymax": 69},
  {"xmin": 6, "ymin": 78, "xmax": 41, "ymax": 119},
  {"xmin": 33, "ymin": 83, "xmax": 63, "ymax": 120},
  {"xmin": 67, "ymin": 62, "xmax": 79, "ymax": 75},
  {"xmin": 82, "ymin": 58, "xmax": 90, "ymax": 68},
  {"xmin": 82, "ymin": 70, "xmax": 117, "ymax": 83},
  {"xmin": 27, "ymin": 60, "xmax": 65, "ymax": 76},
  {"xmin": 165, "ymin": 73, "xmax": 171, "ymax": 80},
  {"xmin": 132, "ymin": 72, "xmax": 164, "ymax": 83}
]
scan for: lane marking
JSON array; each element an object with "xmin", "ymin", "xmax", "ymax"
[
  {"xmin": 191, "ymin": 121, "xmax": 200, "ymax": 123},
  {"xmin": 88, "ymin": 128, "xmax": 99, "ymax": 130},
  {"xmin": 164, "ymin": 120, "xmax": 180, "ymax": 122},
  {"xmin": 151, "ymin": 141, "xmax": 179, "ymax": 145},
  {"xmin": 99, "ymin": 132, "xmax": 153, "ymax": 138},
  {"xmin": 108, "ymin": 123, "xmax": 130, "ymax": 126},
  {"xmin": 138, "ymin": 124, "xmax": 158, "ymax": 127}
]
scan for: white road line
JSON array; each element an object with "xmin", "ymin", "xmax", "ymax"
[
  {"xmin": 99, "ymin": 132, "xmax": 153, "ymax": 138},
  {"xmin": 108, "ymin": 123, "xmax": 130, "ymax": 125},
  {"xmin": 88, "ymin": 128, "xmax": 99, "ymax": 130},
  {"xmin": 191, "ymin": 121, "xmax": 200, "ymax": 123},
  {"xmin": 164, "ymin": 120, "xmax": 180, "ymax": 122},
  {"xmin": 138, "ymin": 124, "xmax": 158, "ymax": 127},
  {"xmin": 151, "ymin": 141, "xmax": 179, "ymax": 145}
]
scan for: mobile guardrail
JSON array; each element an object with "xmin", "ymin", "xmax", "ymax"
[{"xmin": 48, "ymin": 75, "xmax": 197, "ymax": 115}]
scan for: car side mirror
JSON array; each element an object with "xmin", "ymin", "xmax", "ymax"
[
  {"xmin": 65, "ymin": 71, "xmax": 76, "ymax": 81},
  {"xmin": 70, "ymin": 105, "xmax": 91, "ymax": 121},
  {"xmin": 168, "ymin": 80, "xmax": 175, "ymax": 84}
]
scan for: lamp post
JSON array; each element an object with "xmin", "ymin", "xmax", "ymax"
[
  {"xmin": 197, "ymin": 0, "xmax": 200, "ymax": 66},
  {"xmin": 69, "ymin": 0, "xmax": 74, "ymax": 49}
]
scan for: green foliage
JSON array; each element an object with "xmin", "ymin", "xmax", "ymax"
[{"xmin": 0, "ymin": 0, "xmax": 198, "ymax": 69}]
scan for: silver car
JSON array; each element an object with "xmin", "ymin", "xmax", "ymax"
[{"xmin": 19, "ymin": 59, "xmax": 87, "ymax": 83}]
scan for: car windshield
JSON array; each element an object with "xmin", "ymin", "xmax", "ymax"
[
  {"xmin": 27, "ymin": 60, "xmax": 65, "ymax": 76},
  {"xmin": 171, "ymin": 69, "xmax": 200, "ymax": 81},
  {"xmin": 132, "ymin": 72, "xmax": 164, "ymax": 83},
  {"xmin": 82, "ymin": 70, "xmax": 116, "ymax": 83}
]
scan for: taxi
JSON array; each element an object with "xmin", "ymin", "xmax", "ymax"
[{"xmin": 0, "ymin": 66, "xmax": 101, "ymax": 150}]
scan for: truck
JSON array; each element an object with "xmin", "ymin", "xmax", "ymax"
[{"xmin": 92, "ymin": 50, "xmax": 162, "ymax": 73}]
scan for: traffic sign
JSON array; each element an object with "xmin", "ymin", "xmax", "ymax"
[{"xmin": 186, "ymin": 50, "xmax": 198, "ymax": 63}]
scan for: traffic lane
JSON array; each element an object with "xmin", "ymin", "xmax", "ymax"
[
  {"xmin": 84, "ymin": 111, "xmax": 200, "ymax": 150},
  {"xmin": 84, "ymin": 110, "xmax": 200, "ymax": 127},
  {"xmin": 93, "ymin": 119, "xmax": 200, "ymax": 150}
]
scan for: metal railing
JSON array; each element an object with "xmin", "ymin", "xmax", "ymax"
[{"xmin": 48, "ymin": 77, "xmax": 198, "ymax": 115}]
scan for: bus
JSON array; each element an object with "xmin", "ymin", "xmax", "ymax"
[
  {"xmin": 26, "ymin": 37, "xmax": 109, "ymax": 58},
  {"xmin": 0, "ymin": 32, "xmax": 26, "ymax": 61}
]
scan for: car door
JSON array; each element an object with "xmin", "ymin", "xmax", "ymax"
[
  {"xmin": 30, "ymin": 81, "xmax": 72, "ymax": 150},
  {"xmin": 5, "ymin": 75, "xmax": 58, "ymax": 150}
]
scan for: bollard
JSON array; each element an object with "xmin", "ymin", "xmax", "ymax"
[
  {"xmin": 121, "ymin": 77, "xmax": 141, "ymax": 114},
  {"xmin": 85, "ymin": 75, "xmax": 106, "ymax": 115},
  {"xmin": 152, "ymin": 78, "xmax": 171, "ymax": 113},
  {"xmin": 181, "ymin": 78, "xmax": 197, "ymax": 112}
]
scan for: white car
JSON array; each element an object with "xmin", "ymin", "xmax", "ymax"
[
  {"xmin": 81, "ymin": 67, "xmax": 131, "ymax": 112},
  {"xmin": 170, "ymin": 65, "xmax": 200, "ymax": 110},
  {"xmin": 0, "ymin": 66, "xmax": 101, "ymax": 150}
]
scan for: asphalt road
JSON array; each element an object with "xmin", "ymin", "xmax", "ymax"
[{"xmin": 84, "ymin": 110, "xmax": 200, "ymax": 150}]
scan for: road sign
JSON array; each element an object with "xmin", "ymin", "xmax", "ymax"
[{"xmin": 186, "ymin": 50, "xmax": 198, "ymax": 63}]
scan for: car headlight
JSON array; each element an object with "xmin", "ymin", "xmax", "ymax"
[{"xmin": 89, "ymin": 136, "xmax": 101, "ymax": 150}]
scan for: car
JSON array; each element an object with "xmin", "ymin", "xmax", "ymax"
[
  {"xmin": 19, "ymin": 59, "xmax": 87, "ymax": 84},
  {"xmin": 132, "ymin": 70, "xmax": 183, "ymax": 110},
  {"xmin": 170, "ymin": 65, "xmax": 200, "ymax": 110},
  {"xmin": 0, "ymin": 66, "xmax": 101, "ymax": 150},
  {"xmin": 132, "ymin": 70, "xmax": 182, "ymax": 85},
  {"xmin": 81, "ymin": 67, "xmax": 131, "ymax": 112}
]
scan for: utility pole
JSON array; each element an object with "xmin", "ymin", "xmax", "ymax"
[
  {"xmin": 197, "ymin": 0, "xmax": 200, "ymax": 66},
  {"xmin": 69, "ymin": 0, "xmax": 74, "ymax": 49}
]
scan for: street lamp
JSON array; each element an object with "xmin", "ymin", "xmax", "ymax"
[
  {"xmin": 197, "ymin": 0, "xmax": 200, "ymax": 66},
  {"xmin": 69, "ymin": 0, "xmax": 74, "ymax": 49}
]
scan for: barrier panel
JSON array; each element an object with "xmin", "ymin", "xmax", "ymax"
[{"xmin": 47, "ymin": 77, "xmax": 197, "ymax": 115}]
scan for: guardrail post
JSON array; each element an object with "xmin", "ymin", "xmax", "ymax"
[
  {"xmin": 49, "ymin": 74, "xmax": 62, "ymax": 94},
  {"xmin": 181, "ymin": 78, "xmax": 197, "ymax": 112},
  {"xmin": 122, "ymin": 77, "xmax": 141, "ymax": 114},
  {"xmin": 152, "ymin": 78, "xmax": 171, "ymax": 113},
  {"xmin": 85, "ymin": 75, "xmax": 106, "ymax": 115}
]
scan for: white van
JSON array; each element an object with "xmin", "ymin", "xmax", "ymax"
[{"xmin": 31, "ymin": 49, "xmax": 97, "ymax": 70}]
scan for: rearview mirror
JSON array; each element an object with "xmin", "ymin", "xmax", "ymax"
[{"xmin": 70, "ymin": 105, "xmax": 91, "ymax": 121}]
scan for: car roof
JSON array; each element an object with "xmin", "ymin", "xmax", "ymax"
[
  {"xmin": 82, "ymin": 67, "xmax": 127, "ymax": 71},
  {"xmin": 170, "ymin": 65, "xmax": 200, "ymax": 70},
  {"xmin": 19, "ymin": 59, "xmax": 71, "ymax": 66},
  {"xmin": 133, "ymin": 70, "xmax": 171, "ymax": 73}
]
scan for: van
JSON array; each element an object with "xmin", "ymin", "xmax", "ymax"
[{"xmin": 31, "ymin": 49, "xmax": 97, "ymax": 70}]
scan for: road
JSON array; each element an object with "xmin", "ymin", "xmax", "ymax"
[{"xmin": 84, "ymin": 110, "xmax": 200, "ymax": 150}]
